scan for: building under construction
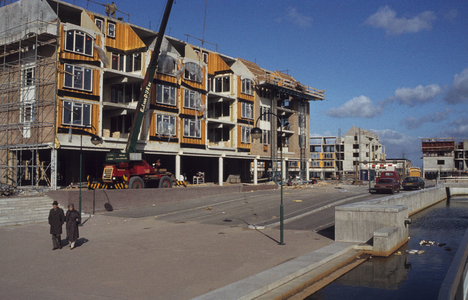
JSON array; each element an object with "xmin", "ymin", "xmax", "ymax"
[
  {"xmin": 0, "ymin": 0, "xmax": 324, "ymax": 189},
  {"xmin": 422, "ymin": 138, "xmax": 468, "ymax": 179}
]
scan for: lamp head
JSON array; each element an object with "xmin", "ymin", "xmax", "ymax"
[
  {"xmin": 251, "ymin": 127, "xmax": 262, "ymax": 140},
  {"xmin": 90, "ymin": 135, "xmax": 102, "ymax": 145}
]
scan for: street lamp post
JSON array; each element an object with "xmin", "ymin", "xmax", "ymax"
[
  {"xmin": 251, "ymin": 112, "xmax": 285, "ymax": 245},
  {"xmin": 76, "ymin": 124, "xmax": 102, "ymax": 221},
  {"xmin": 368, "ymin": 137, "xmax": 374, "ymax": 191}
]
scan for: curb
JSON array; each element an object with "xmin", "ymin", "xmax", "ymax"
[{"xmin": 191, "ymin": 242, "xmax": 357, "ymax": 300}]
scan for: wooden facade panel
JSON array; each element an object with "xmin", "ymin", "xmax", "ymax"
[
  {"xmin": 105, "ymin": 22, "xmax": 145, "ymax": 51},
  {"xmin": 180, "ymin": 120, "xmax": 206, "ymax": 145},
  {"xmin": 208, "ymin": 53, "xmax": 230, "ymax": 75},
  {"xmin": 57, "ymin": 64, "xmax": 101, "ymax": 98},
  {"xmin": 237, "ymin": 76, "xmax": 254, "ymax": 102},
  {"xmin": 237, "ymin": 125, "xmax": 251, "ymax": 150},
  {"xmin": 56, "ymin": 100, "xmax": 100, "ymax": 134},
  {"xmin": 59, "ymin": 25, "xmax": 102, "ymax": 62}
]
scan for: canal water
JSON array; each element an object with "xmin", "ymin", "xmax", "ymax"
[{"xmin": 305, "ymin": 197, "xmax": 468, "ymax": 300}]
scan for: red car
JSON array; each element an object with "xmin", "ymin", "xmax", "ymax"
[{"xmin": 371, "ymin": 178, "xmax": 400, "ymax": 194}]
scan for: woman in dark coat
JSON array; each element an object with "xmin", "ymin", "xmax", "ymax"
[{"xmin": 65, "ymin": 203, "xmax": 81, "ymax": 250}]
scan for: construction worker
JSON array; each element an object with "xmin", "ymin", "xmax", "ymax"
[
  {"xmin": 105, "ymin": 3, "xmax": 110, "ymax": 17},
  {"xmin": 110, "ymin": 2, "xmax": 117, "ymax": 19}
]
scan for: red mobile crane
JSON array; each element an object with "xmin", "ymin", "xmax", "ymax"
[{"xmin": 100, "ymin": 0, "xmax": 174, "ymax": 189}]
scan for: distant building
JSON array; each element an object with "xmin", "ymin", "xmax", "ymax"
[
  {"xmin": 309, "ymin": 126, "xmax": 387, "ymax": 180},
  {"xmin": 422, "ymin": 138, "xmax": 468, "ymax": 179}
]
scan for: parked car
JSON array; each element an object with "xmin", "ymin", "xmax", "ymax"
[
  {"xmin": 371, "ymin": 178, "xmax": 400, "ymax": 194},
  {"xmin": 402, "ymin": 176, "xmax": 425, "ymax": 190},
  {"xmin": 376, "ymin": 171, "xmax": 401, "ymax": 185}
]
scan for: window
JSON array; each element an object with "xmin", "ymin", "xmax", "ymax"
[
  {"xmin": 260, "ymin": 130, "xmax": 270, "ymax": 145},
  {"xmin": 184, "ymin": 62, "xmax": 202, "ymax": 82},
  {"xmin": 241, "ymin": 102, "xmax": 253, "ymax": 119},
  {"xmin": 21, "ymin": 103, "xmax": 34, "ymax": 123},
  {"xmin": 95, "ymin": 18, "xmax": 104, "ymax": 33},
  {"xmin": 213, "ymin": 75, "xmax": 230, "ymax": 93},
  {"xmin": 156, "ymin": 114, "xmax": 176, "ymax": 137},
  {"xmin": 324, "ymin": 161, "xmax": 334, "ymax": 167},
  {"xmin": 108, "ymin": 22, "xmax": 116, "ymax": 38},
  {"xmin": 184, "ymin": 89, "xmax": 202, "ymax": 109},
  {"xmin": 310, "ymin": 153, "xmax": 320, "ymax": 159},
  {"xmin": 65, "ymin": 30, "xmax": 93, "ymax": 56},
  {"xmin": 64, "ymin": 64, "xmax": 93, "ymax": 92},
  {"xmin": 260, "ymin": 106, "xmax": 271, "ymax": 121},
  {"xmin": 311, "ymin": 161, "xmax": 320, "ymax": 167},
  {"xmin": 242, "ymin": 78, "xmax": 254, "ymax": 95},
  {"xmin": 183, "ymin": 118, "xmax": 201, "ymax": 138},
  {"xmin": 437, "ymin": 160, "xmax": 445, "ymax": 165},
  {"xmin": 111, "ymin": 52, "xmax": 141, "ymax": 72},
  {"xmin": 289, "ymin": 161, "xmax": 299, "ymax": 168},
  {"xmin": 126, "ymin": 53, "xmax": 142, "ymax": 72},
  {"xmin": 157, "ymin": 84, "xmax": 176, "ymax": 106},
  {"xmin": 111, "ymin": 83, "xmax": 140, "ymax": 103},
  {"xmin": 324, "ymin": 153, "xmax": 334, "ymax": 159},
  {"xmin": 22, "ymin": 67, "xmax": 35, "ymax": 86},
  {"xmin": 63, "ymin": 101, "xmax": 91, "ymax": 126},
  {"xmin": 353, "ymin": 144, "xmax": 359, "ymax": 149},
  {"xmin": 202, "ymin": 52, "xmax": 208, "ymax": 64},
  {"xmin": 158, "ymin": 55, "xmax": 177, "ymax": 75},
  {"xmin": 241, "ymin": 126, "xmax": 251, "ymax": 144},
  {"xmin": 353, "ymin": 153, "xmax": 359, "ymax": 157},
  {"xmin": 111, "ymin": 53, "xmax": 124, "ymax": 71}
]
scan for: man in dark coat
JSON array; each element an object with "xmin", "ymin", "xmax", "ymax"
[
  {"xmin": 48, "ymin": 201, "xmax": 65, "ymax": 250},
  {"xmin": 65, "ymin": 203, "xmax": 81, "ymax": 250}
]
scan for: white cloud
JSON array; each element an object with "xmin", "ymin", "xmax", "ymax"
[
  {"xmin": 444, "ymin": 9, "xmax": 458, "ymax": 22},
  {"xmin": 326, "ymin": 95, "xmax": 382, "ymax": 118},
  {"xmin": 285, "ymin": 7, "xmax": 313, "ymax": 28},
  {"xmin": 383, "ymin": 84, "xmax": 443, "ymax": 107},
  {"xmin": 441, "ymin": 116, "xmax": 468, "ymax": 138},
  {"xmin": 400, "ymin": 108, "xmax": 451, "ymax": 129},
  {"xmin": 444, "ymin": 67, "xmax": 468, "ymax": 104},
  {"xmin": 373, "ymin": 129, "xmax": 421, "ymax": 162},
  {"xmin": 365, "ymin": 6, "xmax": 437, "ymax": 35}
]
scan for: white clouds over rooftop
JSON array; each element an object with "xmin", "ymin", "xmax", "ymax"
[
  {"xmin": 325, "ymin": 95, "xmax": 382, "ymax": 118},
  {"xmin": 365, "ymin": 6, "xmax": 437, "ymax": 35}
]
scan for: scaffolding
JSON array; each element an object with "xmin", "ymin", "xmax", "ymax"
[{"xmin": 0, "ymin": 19, "xmax": 58, "ymax": 188}]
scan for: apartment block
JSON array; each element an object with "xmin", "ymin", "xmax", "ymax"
[
  {"xmin": 0, "ymin": 0, "xmax": 324, "ymax": 189},
  {"xmin": 309, "ymin": 126, "xmax": 386, "ymax": 180},
  {"xmin": 422, "ymin": 138, "xmax": 468, "ymax": 179}
]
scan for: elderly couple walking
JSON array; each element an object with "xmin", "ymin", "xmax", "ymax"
[{"xmin": 48, "ymin": 201, "xmax": 81, "ymax": 250}]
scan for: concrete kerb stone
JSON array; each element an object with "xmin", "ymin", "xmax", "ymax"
[{"xmin": 191, "ymin": 242, "xmax": 356, "ymax": 300}]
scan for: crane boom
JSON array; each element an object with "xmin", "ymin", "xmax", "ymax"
[{"xmin": 106, "ymin": 0, "xmax": 174, "ymax": 163}]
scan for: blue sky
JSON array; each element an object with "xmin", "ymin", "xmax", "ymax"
[{"xmin": 68, "ymin": 0, "xmax": 467, "ymax": 167}]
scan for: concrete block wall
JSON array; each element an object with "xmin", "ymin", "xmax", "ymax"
[
  {"xmin": 335, "ymin": 204, "xmax": 409, "ymax": 247},
  {"xmin": 0, "ymin": 196, "xmax": 53, "ymax": 226},
  {"xmin": 334, "ymin": 183, "xmax": 467, "ymax": 256}
]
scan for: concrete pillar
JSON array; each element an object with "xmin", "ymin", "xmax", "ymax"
[
  {"xmin": 253, "ymin": 158, "xmax": 258, "ymax": 185},
  {"xmin": 51, "ymin": 148, "xmax": 57, "ymax": 190},
  {"xmin": 219, "ymin": 156, "xmax": 223, "ymax": 186},
  {"xmin": 306, "ymin": 159, "xmax": 310, "ymax": 181},
  {"xmin": 175, "ymin": 154, "xmax": 181, "ymax": 181}
]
